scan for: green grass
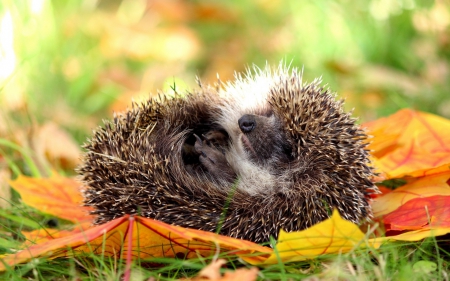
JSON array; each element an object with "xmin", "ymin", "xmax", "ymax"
[
  {"xmin": 1, "ymin": 195, "xmax": 449, "ymax": 280},
  {"xmin": 1, "ymin": 228, "xmax": 449, "ymax": 280}
]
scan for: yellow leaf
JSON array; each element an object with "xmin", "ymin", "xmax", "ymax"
[
  {"xmin": 259, "ymin": 210, "xmax": 380, "ymax": 265},
  {"xmin": 370, "ymin": 228, "xmax": 450, "ymax": 243}
]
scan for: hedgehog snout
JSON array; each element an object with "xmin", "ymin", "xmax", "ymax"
[{"xmin": 238, "ymin": 114, "xmax": 256, "ymax": 133}]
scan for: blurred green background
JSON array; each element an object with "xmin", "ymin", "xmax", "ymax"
[{"xmin": 0, "ymin": 0, "xmax": 449, "ymax": 173}]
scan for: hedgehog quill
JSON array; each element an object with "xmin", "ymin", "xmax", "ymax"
[{"xmin": 78, "ymin": 64, "xmax": 378, "ymax": 244}]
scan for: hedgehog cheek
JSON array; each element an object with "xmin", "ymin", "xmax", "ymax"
[{"xmin": 240, "ymin": 133, "xmax": 257, "ymax": 158}]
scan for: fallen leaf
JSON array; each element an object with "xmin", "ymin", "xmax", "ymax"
[
  {"xmin": 37, "ymin": 122, "xmax": 81, "ymax": 169},
  {"xmin": 364, "ymin": 109, "xmax": 450, "ymax": 178},
  {"xmin": 384, "ymin": 195, "xmax": 450, "ymax": 231},
  {"xmin": 7, "ymin": 174, "xmax": 381, "ymax": 268},
  {"xmin": 220, "ymin": 267, "xmax": 259, "ymax": 281},
  {"xmin": 21, "ymin": 221, "xmax": 92, "ymax": 246},
  {"xmin": 261, "ymin": 210, "xmax": 380, "ymax": 264},
  {"xmin": 372, "ymin": 171, "xmax": 450, "ymax": 217},
  {"xmin": 186, "ymin": 259, "xmax": 259, "ymax": 281},
  {"xmin": 195, "ymin": 259, "xmax": 227, "ymax": 280},
  {"xmin": 9, "ymin": 175, "xmax": 93, "ymax": 223},
  {"xmin": 369, "ymin": 185, "xmax": 391, "ymax": 199},
  {"xmin": 14, "ymin": 122, "xmax": 82, "ymax": 170},
  {"xmin": 0, "ymin": 210, "xmax": 385, "ymax": 270},
  {"xmin": 0, "ymin": 215, "xmax": 271, "ymax": 271},
  {"xmin": 382, "ymin": 227, "xmax": 450, "ymax": 241}
]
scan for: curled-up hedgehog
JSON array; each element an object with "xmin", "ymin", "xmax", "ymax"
[{"xmin": 78, "ymin": 64, "xmax": 377, "ymax": 244}]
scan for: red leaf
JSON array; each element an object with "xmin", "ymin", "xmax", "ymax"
[
  {"xmin": 384, "ymin": 195, "xmax": 450, "ymax": 231},
  {"xmin": 372, "ymin": 171, "xmax": 450, "ymax": 217}
]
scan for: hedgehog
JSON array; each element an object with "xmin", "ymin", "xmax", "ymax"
[{"xmin": 78, "ymin": 63, "xmax": 377, "ymax": 244}]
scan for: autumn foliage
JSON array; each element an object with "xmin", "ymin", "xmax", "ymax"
[{"xmin": 2, "ymin": 108, "xmax": 450, "ymax": 272}]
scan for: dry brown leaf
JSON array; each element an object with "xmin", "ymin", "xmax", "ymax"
[
  {"xmin": 195, "ymin": 259, "xmax": 226, "ymax": 280},
  {"xmin": 12, "ymin": 122, "xmax": 81, "ymax": 171},
  {"xmin": 221, "ymin": 267, "xmax": 259, "ymax": 281},
  {"xmin": 187, "ymin": 259, "xmax": 259, "ymax": 281},
  {"xmin": 32, "ymin": 122, "xmax": 81, "ymax": 169}
]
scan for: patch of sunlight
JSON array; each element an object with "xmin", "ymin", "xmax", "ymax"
[
  {"xmin": 30, "ymin": 0, "xmax": 46, "ymax": 15},
  {"xmin": 0, "ymin": 11, "xmax": 16, "ymax": 81}
]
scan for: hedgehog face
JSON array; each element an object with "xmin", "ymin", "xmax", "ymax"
[{"xmin": 237, "ymin": 113, "xmax": 291, "ymax": 165}]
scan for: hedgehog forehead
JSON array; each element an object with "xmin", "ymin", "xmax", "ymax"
[{"xmin": 226, "ymin": 74, "xmax": 273, "ymax": 110}]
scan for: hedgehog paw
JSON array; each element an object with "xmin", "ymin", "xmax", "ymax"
[{"xmin": 193, "ymin": 134, "xmax": 236, "ymax": 183}]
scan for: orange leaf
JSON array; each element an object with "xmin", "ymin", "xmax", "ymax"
[
  {"xmin": 384, "ymin": 195, "xmax": 450, "ymax": 231},
  {"xmin": 1, "ymin": 211, "xmax": 381, "ymax": 269},
  {"xmin": 21, "ymin": 221, "xmax": 92, "ymax": 246},
  {"xmin": 261, "ymin": 210, "xmax": 380, "ymax": 264},
  {"xmin": 372, "ymin": 171, "xmax": 450, "ymax": 217},
  {"xmin": 9, "ymin": 175, "xmax": 93, "ymax": 223},
  {"xmin": 364, "ymin": 109, "xmax": 450, "ymax": 178},
  {"xmin": 369, "ymin": 185, "xmax": 391, "ymax": 199},
  {"xmin": 0, "ymin": 215, "xmax": 271, "ymax": 271}
]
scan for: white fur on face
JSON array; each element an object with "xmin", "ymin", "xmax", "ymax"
[{"xmin": 216, "ymin": 64, "xmax": 297, "ymax": 195}]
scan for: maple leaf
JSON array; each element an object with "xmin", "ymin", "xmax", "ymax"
[
  {"xmin": 0, "ymin": 215, "xmax": 271, "ymax": 271},
  {"xmin": 383, "ymin": 195, "xmax": 450, "ymax": 231},
  {"xmin": 364, "ymin": 109, "xmax": 450, "ymax": 179},
  {"xmin": 4, "ymin": 172, "xmax": 391, "ymax": 272},
  {"xmin": 21, "ymin": 222, "xmax": 92, "ymax": 246},
  {"xmin": 372, "ymin": 194, "xmax": 450, "ymax": 242},
  {"xmin": 372, "ymin": 171, "xmax": 450, "ymax": 217},
  {"xmin": 369, "ymin": 185, "xmax": 392, "ymax": 199},
  {"xmin": 0, "ymin": 209, "xmax": 382, "ymax": 270},
  {"xmin": 9, "ymin": 175, "xmax": 93, "ymax": 223}
]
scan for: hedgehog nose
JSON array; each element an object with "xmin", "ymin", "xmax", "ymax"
[{"xmin": 238, "ymin": 114, "xmax": 256, "ymax": 133}]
